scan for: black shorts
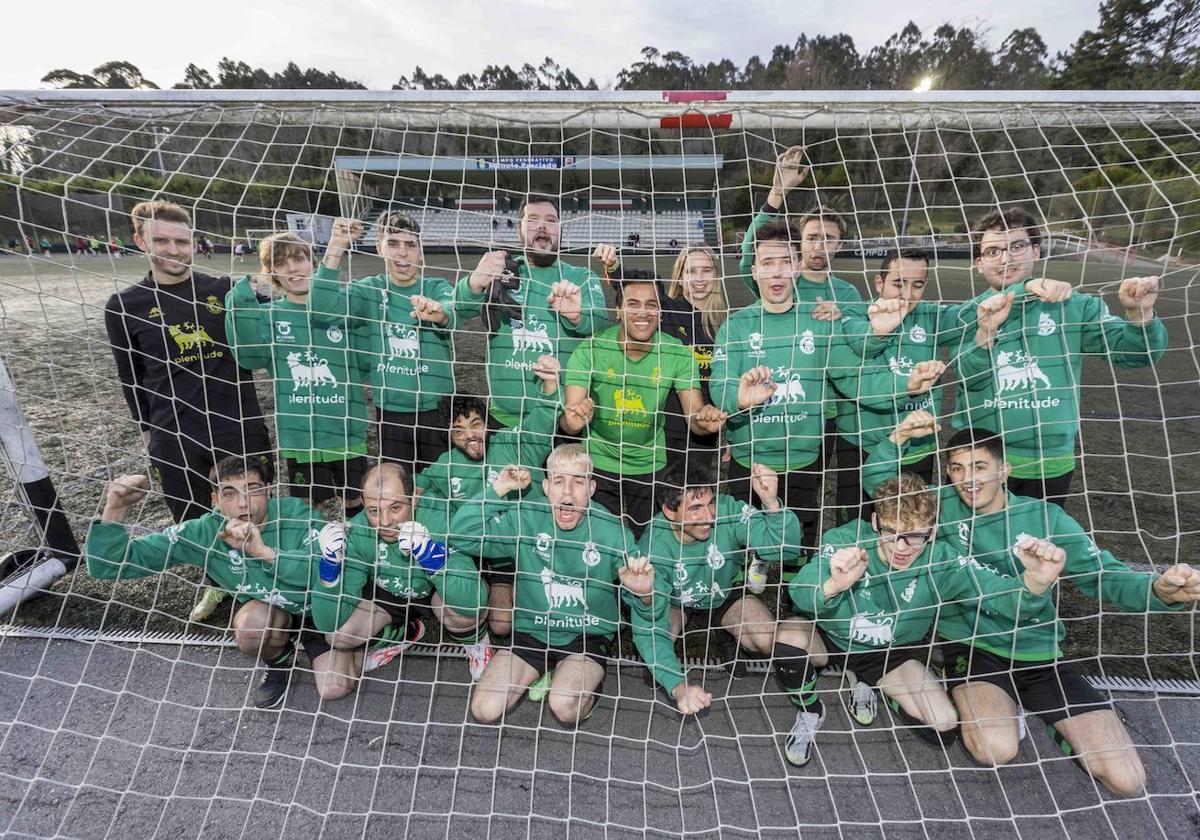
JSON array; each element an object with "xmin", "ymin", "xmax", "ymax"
[
  {"xmin": 285, "ymin": 455, "xmax": 368, "ymax": 505},
  {"xmin": 683, "ymin": 588, "xmax": 752, "ymax": 633},
  {"xmin": 939, "ymin": 642, "xmax": 1110, "ymax": 726},
  {"xmin": 369, "ymin": 582, "xmax": 435, "ymax": 625},
  {"xmin": 483, "ymin": 564, "xmax": 515, "ymax": 588},
  {"xmin": 379, "ymin": 403, "xmax": 450, "ymax": 473},
  {"xmin": 817, "ymin": 626, "xmax": 936, "ymax": 687},
  {"xmin": 511, "ymin": 630, "xmax": 610, "ymax": 684}
]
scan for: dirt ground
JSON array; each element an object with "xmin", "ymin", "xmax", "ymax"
[{"xmin": 1, "ymin": 248, "xmax": 1198, "ymax": 682}]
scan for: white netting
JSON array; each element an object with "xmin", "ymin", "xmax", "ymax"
[{"xmin": 0, "ymin": 91, "xmax": 1199, "ymax": 839}]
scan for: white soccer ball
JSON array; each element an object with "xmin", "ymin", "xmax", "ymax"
[{"xmin": 396, "ymin": 521, "xmax": 431, "ymax": 555}]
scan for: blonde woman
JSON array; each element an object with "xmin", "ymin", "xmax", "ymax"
[{"xmin": 659, "ymin": 246, "xmax": 728, "ymax": 457}]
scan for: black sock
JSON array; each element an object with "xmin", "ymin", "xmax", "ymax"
[
  {"xmin": 264, "ymin": 645, "xmax": 294, "ymax": 668},
  {"xmin": 773, "ymin": 641, "xmax": 822, "ymax": 715}
]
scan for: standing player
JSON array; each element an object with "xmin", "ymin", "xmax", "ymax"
[
  {"xmin": 561, "ymin": 269, "xmax": 727, "ymax": 535},
  {"xmin": 458, "ymin": 194, "xmax": 615, "ymax": 429},
  {"xmin": 84, "ymin": 457, "xmax": 372, "ymax": 709},
  {"xmin": 345, "ymin": 463, "xmax": 493, "ymax": 679},
  {"xmin": 452, "ymin": 444, "xmax": 712, "ymax": 725},
  {"xmin": 659, "ymin": 246, "xmax": 729, "ymax": 458},
  {"xmin": 710, "ymin": 219, "xmax": 890, "ymax": 575},
  {"xmin": 310, "ymin": 213, "xmax": 461, "ymax": 472},
  {"xmin": 418, "ymin": 355, "xmax": 566, "ymax": 639},
  {"xmin": 954, "ymin": 207, "xmax": 1167, "ymax": 506},
  {"xmin": 637, "ymin": 460, "xmax": 805, "ymax": 667},
  {"xmin": 105, "ymin": 200, "xmax": 271, "ymax": 621},
  {"xmin": 863, "ymin": 411, "xmax": 1200, "ymax": 795},
  {"xmin": 825, "ymin": 250, "xmax": 1072, "ymax": 516},
  {"xmin": 225, "ymin": 231, "xmax": 370, "ymax": 517},
  {"xmin": 782, "ymin": 473, "xmax": 1063, "ymax": 766}
]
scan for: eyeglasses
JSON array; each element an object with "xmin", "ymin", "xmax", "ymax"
[
  {"xmin": 979, "ymin": 239, "xmax": 1032, "ymax": 262},
  {"xmin": 878, "ymin": 526, "xmax": 933, "ymax": 547}
]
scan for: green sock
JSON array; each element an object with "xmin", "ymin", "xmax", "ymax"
[{"xmin": 369, "ymin": 623, "xmax": 405, "ymax": 651}]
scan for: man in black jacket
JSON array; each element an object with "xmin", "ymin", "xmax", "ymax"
[{"xmin": 104, "ymin": 201, "xmax": 273, "ymax": 618}]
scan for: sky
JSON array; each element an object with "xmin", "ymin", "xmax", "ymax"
[{"xmin": 0, "ymin": 0, "xmax": 1103, "ymax": 91}]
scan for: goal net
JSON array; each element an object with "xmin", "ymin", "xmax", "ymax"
[{"xmin": 0, "ymin": 90, "xmax": 1198, "ymax": 839}]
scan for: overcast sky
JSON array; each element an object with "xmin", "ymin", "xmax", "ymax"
[{"xmin": 0, "ymin": 0, "xmax": 1102, "ymax": 90}]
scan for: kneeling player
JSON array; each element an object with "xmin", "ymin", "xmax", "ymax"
[
  {"xmin": 781, "ymin": 473, "xmax": 1063, "ymax": 766},
  {"xmin": 865, "ymin": 411, "xmax": 1200, "ymax": 795},
  {"xmin": 348, "ymin": 462, "xmax": 492, "ymax": 679},
  {"xmin": 85, "ymin": 456, "xmax": 370, "ymax": 709},
  {"xmin": 417, "ymin": 354, "xmax": 564, "ymax": 638},
  {"xmin": 451, "ymin": 444, "xmax": 712, "ymax": 726},
  {"xmin": 637, "ymin": 460, "xmax": 805, "ymax": 665}
]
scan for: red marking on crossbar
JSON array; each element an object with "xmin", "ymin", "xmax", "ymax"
[
  {"xmin": 661, "ymin": 91, "xmax": 728, "ymax": 102},
  {"xmin": 660, "ymin": 113, "xmax": 734, "ymax": 130}
]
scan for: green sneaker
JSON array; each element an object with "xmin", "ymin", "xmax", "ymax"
[
  {"xmin": 527, "ymin": 669, "xmax": 554, "ymax": 702},
  {"xmin": 189, "ymin": 586, "xmax": 228, "ymax": 622}
]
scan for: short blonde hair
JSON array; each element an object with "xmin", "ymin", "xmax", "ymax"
[
  {"xmin": 545, "ymin": 443, "xmax": 593, "ymax": 477},
  {"xmin": 667, "ymin": 246, "xmax": 728, "ymax": 338},
  {"xmin": 873, "ymin": 474, "xmax": 937, "ymax": 531},
  {"xmin": 130, "ymin": 201, "xmax": 191, "ymax": 237},
  {"xmin": 258, "ymin": 232, "xmax": 314, "ymax": 288}
]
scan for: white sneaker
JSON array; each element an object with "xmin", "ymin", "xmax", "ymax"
[
  {"xmin": 189, "ymin": 587, "xmax": 228, "ymax": 622},
  {"xmin": 746, "ymin": 556, "xmax": 769, "ymax": 595},
  {"xmin": 1016, "ymin": 705, "xmax": 1028, "ymax": 742},
  {"xmin": 465, "ymin": 633, "xmax": 494, "ymax": 681},
  {"xmin": 785, "ymin": 707, "xmax": 826, "ymax": 766},
  {"xmin": 846, "ymin": 680, "xmax": 877, "ymax": 726}
]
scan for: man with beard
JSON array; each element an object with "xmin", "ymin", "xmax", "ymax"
[
  {"xmin": 417, "ymin": 355, "xmax": 568, "ymax": 638},
  {"xmin": 105, "ymin": 200, "xmax": 271, "ymax": 621},
  {"xmin": 458, "ymin": 194, "xmax": 616, "ymax": 429}
]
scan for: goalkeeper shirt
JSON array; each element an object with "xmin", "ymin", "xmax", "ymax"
[
  {"xmin": 862, "ymin": 438, "xmax": 1184, "ymax": 661},
  {"xmin": 954, "ymin": 281, "xmax": 1167, "ymax": 479},
  {"xmin": 789, "ymin": 519, "xmax": 1049, "ymax": 654},
  {"xmin": 308, "ymin": 267, "xmax": 460, "ymax": 413},
  {"xmin": 85, "ymin": 497, "xmax": 355, "ymax": 632},
  {"xmin": 454, "ymin": 258, "xmax": 610, "ymax": 428},
  {"xmin": 637, "ymin": 493, "xmax": 803, "ymax": 612},
  {"xmin": 225, "ymin": 274, "xmax": 369, "ymax": 463},
  {"xmin": 449, "ymin": 487, "xmax": 686, "ymax": 693},
  {"xmin": 564, "ymin": 326, "xmax": 700, "ymax": 475}
]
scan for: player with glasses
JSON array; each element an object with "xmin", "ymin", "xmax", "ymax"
[{"xmin": 765, "ymin": 473, "xmax": 1064, "ymax": 767}]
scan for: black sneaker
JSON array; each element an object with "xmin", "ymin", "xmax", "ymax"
[{"xmin": 254, "ymin": 656, "xmax": 293, "ymax": 709}]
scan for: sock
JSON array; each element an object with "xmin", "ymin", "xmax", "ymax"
[
  {"xmin": 886, "ymin": 695, "xmax": 960, "ymax": 747},
  {"xmin": 773, "ymin": 641, "xmax": 822, "ymax": 715},
  {"xmin": 369, "ymin": 622, "xmax": 406, "ymax": 651},
  {"xmin": 444, "ymin": 624, "xmax": 486, "ymax": 645},
  {"xmin": 263, "ymin": 645, "xmax": 294, "ymax": 668}
]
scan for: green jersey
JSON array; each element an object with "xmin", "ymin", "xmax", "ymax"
[
  {"xmin": 417, "ymin": 391, "xmax": 558, "ymax": 505},
  {"xmin": 790, "ymin": 519, "xmax": 1049, "ymax": 654},
  {"xmin": 564, "ymin": 326, "xmax": 700, "ymax": 475},
  {"xmin": 308, "ymin": 268, "xmax": 462, "ymax": 413},
  {"xmin": 862, "ymin": 438, "xmax": 1184, "ymax": 661},
  {"xmin": 455, "ymin": 258, "xmax": 609, "ymax": 428},
  {"xmin": 85, "ymin": 497, "xmax": 356, "ymax": 632},
  {"xmin": 955, "ymin": 282, "xmax": 1167, "ymax": 479},
  {"xmin": 637, "ymin": 494, "xmax": 803, "ymax": 611},
  {"xmin": 710, "ymin": 302, "xmax": 855, "ymax": 471},
  {"xmin": 449, "ymin": 488, "xmax": 685, "ymax": 692},
  {"xmin": 343, "ymin": 496, "xmax": 487, "ymax": 619},
  {"xmin": 225, "ymin": 274, "xmax": 369, "ymax": 462},
  {"xmin": 828, "ymin": 301, "xmax": 974, "ymax": 460}
]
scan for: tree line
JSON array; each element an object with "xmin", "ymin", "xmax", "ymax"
[{"xmin": 40, "ymin": 1, "xmax": 1200, "ymax": 93}]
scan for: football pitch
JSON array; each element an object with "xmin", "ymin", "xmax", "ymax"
[{"xmin": 1, "ymin": 248, "xmax": 1200, "ymax": 838}]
